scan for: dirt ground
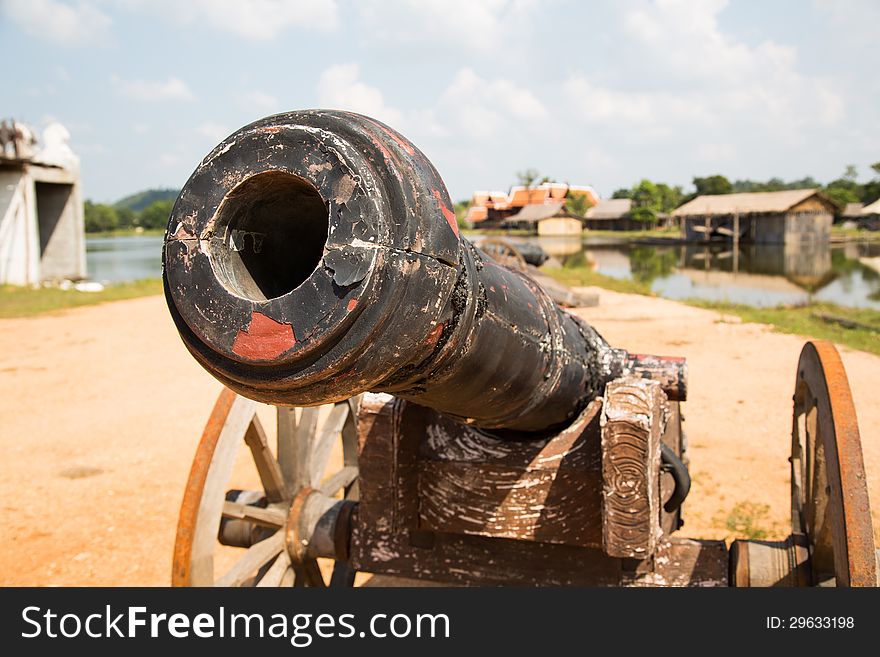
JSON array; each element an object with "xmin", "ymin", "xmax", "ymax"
[{"xmin": 0, "ymin": 290, "xmax": 877, "ymax": 586}]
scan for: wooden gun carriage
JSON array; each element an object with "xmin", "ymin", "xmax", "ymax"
[{"xmin": 164, "ymin": 112, "xmax": 877, "ymax": 588}]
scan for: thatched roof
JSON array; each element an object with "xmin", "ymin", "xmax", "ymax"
[
  {"xmin": 585, "ymin": 198, "xmax": 632, "ymax": 220},
  {"xmin": 861, "ymin": 198, "xmax": 880, "ymax": 215},
  {"xmin": 672, "ymin": 189, "xmax": 834, "ymax": 216},
  {"xmin": 503, "ymin": 202, "xmax": 566, "ymax": 224}
]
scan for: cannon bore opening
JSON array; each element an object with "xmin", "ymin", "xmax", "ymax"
[{"xmin": 211, "ymin": 171, "xmax": 328, "ymax": 301}]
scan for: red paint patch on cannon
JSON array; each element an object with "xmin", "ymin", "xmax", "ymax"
[
  {"xmin": 426, "ymin": 322, "xmax": 444, "ymax": 346},
  {"xmin": 347, "ymin": 299, "xmax": 358, "ymax": 312},
  {"xmin": 232, "ymin": 312, "xmax": 296, "ymax": 360},
  {"xmin": 379, "ymin": 125, "xmax": 416, "ymax": 156},
  {"xmin": 432, "ymin": 189, "xmax": 459, "ymax": 236}
]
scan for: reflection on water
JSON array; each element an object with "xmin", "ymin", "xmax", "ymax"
[
  {"xmin": 87, "ymin": 234, "xmax": 880, "ymax": 310},
  {"xmin": 531, "ymin": 235, "xmax": 880, "ymax": 310},
  {"xmin": 86, "ymin": 235, "xmax": 163, "ymax": 283}
]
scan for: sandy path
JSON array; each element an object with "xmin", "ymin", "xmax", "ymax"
[{"xmin": 0, "ymin": 291, "xmax": 877, "ymax": 585}]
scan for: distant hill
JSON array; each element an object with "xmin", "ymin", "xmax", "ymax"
[{"xmin": 114, "ymin": 188, "xmax": 179, "ymax": 213}]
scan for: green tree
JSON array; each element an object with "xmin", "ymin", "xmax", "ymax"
[
  {"xmin": 824, "ymin": 165, "xmax": 862, "ymax": 209},
  {"xmin": 655, "ymin": 183, "xmax": 683, "ymax": 213},
  {"xmin": 453, "ymin": 199, "xmax": 472, "ymax": 231},
  {"xmin": 692, "ymin": 174, "xmax": 732, "ymax": 196},
  {"xmin": 564, "ymin": 193, "xmax": 593, "ymax": 218},
  {"xmin": 611, "ymin": 188, "xmax": 632, "ymax": 199},
  {"xmin": 116, "ymin": 207, "xmax": 137, "ymax": 229},
  {"xmin": 861, "ymin": 162, "xmax": 880, "ymax": 204},
  {"xmin": 515, "ymin": 169, "xmax": 550, "ymax": 189},
  {"xmin": 83, "ymin": 201, "xmax": 119, "ymax": 233},
  {"xmin": 138, "ymin": 199, "xmax": 175, "ymax": 230}
]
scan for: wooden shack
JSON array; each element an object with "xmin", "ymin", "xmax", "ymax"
[
  {"xmin": 502, "ymin": 202, "xmax": 583, "ymax": 236},
  {"xmin": 583, "ymin": 198, "xmax": 670, "ymax": 231},
  {"xmin": 672, "ymin": 189, "xmax": 836, "ymax": 244}
]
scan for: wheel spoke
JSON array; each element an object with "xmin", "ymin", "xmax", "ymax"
[
  {"xmin": 215, "ymin": 531, "xmax": 284, "ymax": 587},
  {"xmin": 319, "ymin": 466, "xmax": 359, "ymax": 497},
  {"xmin": 222, "ymin": 501, "xmax": 286, "ymax": 528},
  {"xmin": 276, "ymin": 406, "xmax": 298, "ymax": 486},
  {"xmin": 309, "ymin": 403, "xmax": 350, "ymax": 486},
  {"xmin": 243, "ymin": 414, "xmax": 288, "ymax": 502},
  {"xmin": 280, "ymin": 407, "xmax": 320, "ymax": 489},
  {"xmin": 256, "ymin": 551, "xmax": 292, "ymax": 587},
  {"xmin": 294, "ymin": 558, "xmax": 326, "ymax": 588}
]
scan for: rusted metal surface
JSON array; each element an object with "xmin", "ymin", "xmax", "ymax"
[
  {"xmin": 163, "ymin": 110, "xmax": 685, "ymax": 434},
  {"xmin": 791, "ymin": 340, "xmax": 876, "ymax": 587}
]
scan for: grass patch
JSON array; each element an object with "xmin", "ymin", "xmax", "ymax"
[
  {"xmin": 584, "ymin": 227, "xmax": 683, "ymax": 240},
  {"xmin": 86, "ymin": 228, "xmax": 166, "ymax": 238},
  {"xmin": 830, "ymin": 226, "xmax": 880, "ymax": 241},
  {"xmin": 0, "ymin": 279, "xmax": 163, "ymax": 318},
  {"xmin": 542, "ymin": 265, "xmax": 653, "ymax": 295},
  {"xmin": 725, "ymin": 501, "xmax": 773, "ymax": 540},
  {"xmin": 686, "ymin": 299, "xmax": 880, "ymax": 356},
  {"xmin": 460, "ymin": 228, "xmax": 533, "ymax": 237}
]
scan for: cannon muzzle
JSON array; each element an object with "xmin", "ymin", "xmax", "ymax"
[{"xmin": 163, "ymin": 111, "xmax": 684, "ymax": 434}]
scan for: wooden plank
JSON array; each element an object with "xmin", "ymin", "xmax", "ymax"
[
  {"xmin": 243, "ymin": 414, "xmax": 287, "ymax": 502},
  {"xmin": 418, "ymin": 401, "xmax": 604, "ymax": 548},
  {"xmin": 660, "ymin": 401, "xmax": 683, "ymax": 535},
  {"xmin": 351, "ymin": 524, "xmax": 727, "ymax": 587},
  {"xmin": 355, "ymin": 393, "xmax": 421, "ymax": 532},
  {"xmin": 601, "ymin": 378, "xmax": 665, "ymax": 559}
]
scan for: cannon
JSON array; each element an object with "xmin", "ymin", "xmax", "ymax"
[{"xmin": 164, "ymin": 111, "xmax": 877, "ymax": 587}]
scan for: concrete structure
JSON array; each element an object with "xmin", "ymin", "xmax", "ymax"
[
  {"xmin": 672, "ymin": 189, "xmax": 835, "ymax": 244},
  {"xmin": 0, "ymin": 122, "xmax": 85, "ymax": 285}
]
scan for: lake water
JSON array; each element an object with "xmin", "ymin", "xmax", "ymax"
[
  {"xmin": 86, "ymin": 235, "xmax": 163, "ymax": 283},
  {"xmin": 86, "ymin": 234, "xmax": 880, "ymax": 310}
]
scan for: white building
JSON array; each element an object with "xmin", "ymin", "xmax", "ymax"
[{"xmin": 0, "ymin": 121, "xmax": 86, "ymax": 285}]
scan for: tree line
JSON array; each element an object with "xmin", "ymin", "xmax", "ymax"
[
  {"xmin": 84, "ymin": 199, "xmax": 175, "ymax": 233},
  {"xmin": 507, "ymin": 162, "xmax": 880, "ymax": 225}
]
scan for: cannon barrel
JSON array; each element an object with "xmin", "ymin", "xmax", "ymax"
[{"xmin": 163, "ymin": 111, "xmax": 684, "ymax": 434}]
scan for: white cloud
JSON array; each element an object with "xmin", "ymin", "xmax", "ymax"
[
  {"xmin": 3, "ymin": 0, "xmax": 111, "ymax": 45},
  {"xmin": 565, "ymin": 0, "xmax": 843, "ymax": 144},
  {"xmin": 130, "ymin": 0, "xmax": 338, "ymax": 40},
  {"xmin": 356, "ymin": 0, "xmax": 540, "ymax": 52},
  {"xmin": 197, "ymin": 122, "xmax": 230, "ymax": 142},
  {"xmin": 440, "ymin": 68, "xmax": 548, "ymax": 138},
  {"xmin": 112, "ymin": 76, "xmax": 196, "ymax": 102},
  {"xmin": 238, "ymin": 90, "xmax": 282, "ymax": 116},
  {"xmin": 316, "ymin": 64, "xmax": 402, "ymax": 126}
]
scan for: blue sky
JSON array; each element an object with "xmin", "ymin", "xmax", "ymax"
[{"xmin": 1, "ymin": 0, "xmax": 878, "ymax": 203}]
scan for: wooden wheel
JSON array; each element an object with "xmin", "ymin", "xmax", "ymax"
[
  {"xmin": 479, "ymin": 237, "xmax": 527, "ymax": 271},
  {"xmin": 172, "ymin": 389, "xmax": 360, "ymax": 587},
  {"xmin": 790, "ymin": 341, "xmax": 876, "ymax": 586}
]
